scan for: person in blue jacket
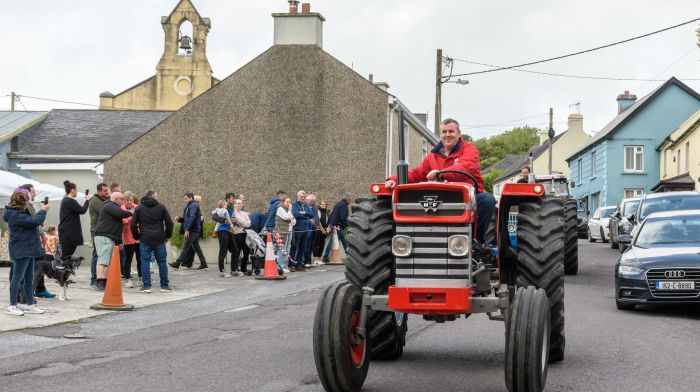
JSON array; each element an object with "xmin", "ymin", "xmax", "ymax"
[
  {"xmin": 3, "ymin": 190, "xmax": 49, "ymax": 316},
  {"xmin": 263, "ymin": 190, "xmax": 286, "ymax": 233},
  {"xmin": 290, "ymin": 191, "xmax": 313, "ymax": 270}
]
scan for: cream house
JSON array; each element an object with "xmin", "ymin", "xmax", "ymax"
[
  {"xmin": 653, "ymin": 108, "xmax": 700, "ymax": 192},
  {"xmin": 492, "ymin": 113, "xmax": 591, "ymax": 196}
]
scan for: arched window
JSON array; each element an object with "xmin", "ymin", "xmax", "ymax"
[{"xmin": 178, "ymin": 20, "xmax": 193, "ymax": 55}]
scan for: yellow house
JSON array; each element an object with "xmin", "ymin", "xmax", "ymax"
[
  {"xmin": 492, "ymin": 113, "xmax": 591, "ymax": 196},
  {"xmin": 99, "ymin": 0, "xmax": 219, "ymax": 111},
  {"xmin": 653, "ymin": 108, "xmax": 700, "ymax": 192}
]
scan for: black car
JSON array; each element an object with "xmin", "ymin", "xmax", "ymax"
[
  {"xmin": 608, "ymin": 197, "xmax": 640, "ymax": 251},
  {"xmin": 576, "ymin": 199, "xmax": 588, "ymax": 238},
  {"xmin": 614, "ymin": 210, "xmax": 700, "ymax": 310}
]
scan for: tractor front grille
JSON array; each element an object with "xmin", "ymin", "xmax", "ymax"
[{"xmin": 395, "ymin": 223, "xmax": 470, "ymax": 288}]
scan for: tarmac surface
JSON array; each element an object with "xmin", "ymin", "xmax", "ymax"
[{"xmin": 0, "ymin": 240, "xmax": 698, "ymax": 392}]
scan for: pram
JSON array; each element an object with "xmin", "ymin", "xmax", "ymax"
[{"xmin": 245, "ymin": 229, "xmax": 266, "ymax": 275}]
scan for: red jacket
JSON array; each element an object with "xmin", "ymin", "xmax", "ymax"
[{"xmin": 389, "ymin": 139, "xmax": 485, "ymax": 192}]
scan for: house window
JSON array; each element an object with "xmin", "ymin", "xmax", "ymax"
[
  {"xmin": 623, "ymin": 145, "xmax": 644, "ymax": 172},
  {"xmin": 685, "ymin": 142, "xmax": 690, "ymax": 172},
  {"xmin": 578, "ymin": 158, "xmax": 583, "ymax": 182},
  {"xmin": 591, "ymin": 192, "xmax": 600, "ymax": 211},
  {"xmin": 421, "ymin": 139, "xmax": 428, "ymax": 159},
  {"xmin": 624, "ymin": 188, "xmax": 644, "ymax": 198},
  {"xmin": 590, "ymin": 151, "xmax": 596, "ymax": 178}
]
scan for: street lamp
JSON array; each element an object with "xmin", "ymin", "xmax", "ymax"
[{"xmin": 434, "ymin": 49, "xmax": 469, "ymax": 136}]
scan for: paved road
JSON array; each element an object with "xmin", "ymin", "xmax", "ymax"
[{"xmin": 1, "ymin": 240, "xmax": 699, "ymax": 392}]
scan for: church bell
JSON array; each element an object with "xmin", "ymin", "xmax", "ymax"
[{"xmin": 179, "ymin": 35, "xmax": 192, "ymax": 51}]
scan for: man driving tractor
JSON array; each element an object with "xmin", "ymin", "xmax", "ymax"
[{"xmin": 384, "ymin": 118, "xmax": 496, "ymax": 243}]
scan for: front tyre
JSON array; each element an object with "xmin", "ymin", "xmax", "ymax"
[
  {"xmin": 505, "ymin": 286, "xmax": 551, "ymax": 392},
  {"xmin": 314, "ymin": 282, "xmax": 370, "ymax": 392},
  {"xmin": 345, "ymin": 197, "xmax": 407, "ymax": 360}
]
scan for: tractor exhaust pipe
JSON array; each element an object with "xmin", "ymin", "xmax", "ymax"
[{"xmin": 397, "ymin": 110, "xmax": 409, "ymax": 185}]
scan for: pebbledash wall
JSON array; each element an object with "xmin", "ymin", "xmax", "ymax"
[{"xmin": 103, "ymin": 44, "xmax": 433, "ymax": 213}]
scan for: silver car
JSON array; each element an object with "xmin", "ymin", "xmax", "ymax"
[{"xmin": 587, "ymin": 206, "xmax": 616, "ymax": 242}]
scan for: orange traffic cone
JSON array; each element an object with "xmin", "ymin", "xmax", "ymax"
[
  {"xmin": 328, "ymin": 227, "xmax": 344, "ymax": 265},
  {"xmin": 255, "ymin": 232, "xmax": 287, "ymax": 281},
  {"xmin": 91, "ymin": 245, "xmax": 134, "ymax": 311}
]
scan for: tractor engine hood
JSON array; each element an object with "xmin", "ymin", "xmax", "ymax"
[{"xmin": 392, "ymin": 182, "xmax": 475, "ymax": 224}]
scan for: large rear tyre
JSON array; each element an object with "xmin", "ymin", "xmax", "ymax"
[
  {"xmin": 345, "ymin": 197, "xmax": 407, "ymax": 360},
  {"xmin": 564, "ymin": 199, "xmax": 578, "ymax": 275},
  {"xmin": 516, "ymin": 197, "xmax": 566, "ymax": 363},
  {"xmin": 314, "ymin": 282, "xmax": 370, "ymax": 392},
  {"xmin": 505, "ymin": 286, "xmax": 551, "ymax": 392}
]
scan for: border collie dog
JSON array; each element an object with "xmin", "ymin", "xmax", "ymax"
[{"xmin": 34, "ymin": 255, "xmax": 84, "ymax": 301}]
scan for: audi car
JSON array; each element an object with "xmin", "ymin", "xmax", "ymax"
[{"xmin": 614, "ymin": 210, "xmax": 700, "ymax": 310}]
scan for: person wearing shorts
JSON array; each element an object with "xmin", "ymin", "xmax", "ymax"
[{"xmin": 93, "ymin": 192, "xmax": 132, "ymax": 291}]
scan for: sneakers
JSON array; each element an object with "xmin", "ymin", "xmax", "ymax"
[
  {"xmin": 282, "ymin": 268, "xmax": 290, "ymax": 274},
  {"xmin": 139, "ymin": 287, "xmax": 152, "ymax": 293},
  {"xmin": 304, "ymin": 263, "xmax": 312, "ymax": 268},
  {"xmin": 6, "ymin": 306, "xmax": 23, "ymax": 316},
  {"xmin": 231, "ymin": 271, "xmax": 244, "ymax": 277},
  {"xmin": 197, "ymin": 264, "xmax": 209, "ymax": 271},
  {"xmin": 36, "ymin": 290, "xmax": 56, "ymax": 298},
  {"xmin": 221, "ymin": 273, "xmax": 232, "ymax": 278},
  {"xmin": 168, "ymin": 262, "xmax": 180, "ymax": 270},
  {"xmin": 160, "ymin": 286, "xmax": 173, "ymax": 292},
  {"xmin": 124, "ymin": 279, "xmax": 134, "ymax": 289},
  {"xmin": 277, "ymin": 269, "xmax": 285, "ymax": 276},
  {"xmin": 24, "ymin": 304, "xmax": 45, "ymax": 314}
]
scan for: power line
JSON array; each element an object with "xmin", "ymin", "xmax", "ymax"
[
  {"xmin": 447, "ymin": 17, "xmax": 700, "ymax": 79},
  {"xmin": 19, "ymin": 95, "xmax": 99, "ymax": 107}
]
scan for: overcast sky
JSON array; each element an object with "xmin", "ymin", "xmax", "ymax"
[{"xmin": 1, "ymin": 0, "xmax": 698, "ymax": 139}]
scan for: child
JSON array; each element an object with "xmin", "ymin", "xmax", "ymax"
[
  {"xmin": 44, "ymin": 225, "xmax": 59, "ymax": 256},
  {"xmin": 212, "ymin": 200, "xmax": 232, "ymax": 231}
]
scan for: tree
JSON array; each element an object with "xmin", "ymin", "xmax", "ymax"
[
  {"xmin": 472, "ymin": 126, "xmax": 539, "ymax": 169},
  {"xmin": 482, "ymin": 168, "xmax": 503, "ymax": 193}
]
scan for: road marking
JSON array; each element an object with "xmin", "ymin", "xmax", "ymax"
[{"xmin": 224, "ymin": 305, "xmax": 260, "ymax": 313}]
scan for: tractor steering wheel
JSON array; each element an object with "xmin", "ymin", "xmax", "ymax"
[{"xmin": 436, "ymin": 170, "xmax": 480, "ymax": 191}]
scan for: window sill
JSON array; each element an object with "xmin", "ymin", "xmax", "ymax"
[
  {"xmin": 622, "ymin": 171, "xmax": 646, "ymax": 175},
  {"xmin": 590, "ymin": 176, "xmax": 596, "ymax": 180}
]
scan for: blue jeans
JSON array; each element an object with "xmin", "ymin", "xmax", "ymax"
[
  {"xmin": 303, "ymin": 230, "xmax": 314, "ymax": 262},
  {"xmin": 90, "ymin": 231, "xmax": 98, "ymax": 283},
  {"xmin": 475, "ymin": 192, "xmax": 496, "ymax": 243},
  {"xmin": 274, "ymin": 231, "xmax": 292, "ymax": 269},
  {"xmin": 10, "ymin": 257, "xmax": 35, "ymax": 306},
  {"xmin": 290, "ymin": 230, "xmax": 309, "ymax": 266},
  {"xmin": 323, "ymin": 229, "xmax": 347, "ymax": 258},
  {"xmin": 140, "ymin": 242, "xmax": 169, "ymax": 289}
]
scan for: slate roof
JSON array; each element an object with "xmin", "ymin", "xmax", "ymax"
[
  {"xmin": 494, "ymin": 132, "xmax": 566, "ymax": 183},
  {"xmin": 651, "ymin": 173, "xmax": 696, "ymax": 192},
  {"xmin": 566, "ymin": 77, "xmax": 700, "ymax": 162},
  {"xmin": 14, "ymin": 109, "xmax": 172, "ymax": 158},
  {"xmin": 483, "ymin": 154, "xmax": 522, "ymax": 174},
  {"xmin": 0, "ymin": 111, "xmax": 48, "ymax": 143}
]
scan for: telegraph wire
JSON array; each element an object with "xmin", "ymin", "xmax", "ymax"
[
  {"xmin": 19, "ymin": 95, "xmax": 99, "ymax": 107},
  {"xmin": 446, "ymin": 17, "xmax": 700, "ymax": 79}
]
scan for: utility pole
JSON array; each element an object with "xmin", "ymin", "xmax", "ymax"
[
  {"xmin": 10, "ymin": 92, "xmax": 15, "ymax": 111},
  {"xmin": 548, "ymin": 107, "xmax": 554, "ymax": 174},
  {"xmin": 434, "ymin": 49, "xmax": 442, "ymax": 137}
]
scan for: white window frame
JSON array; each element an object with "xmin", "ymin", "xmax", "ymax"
[
  {"xmin": 578, "ymin": 158, "xmax": 583, "ymax": 182},
  {"xmin": 624, "ymin": 188, "xmax": 644, "ymax": 198},
  {"xmin": 623, "ymin": 145, "xmax": 644, "ymax": 173},
  {"xmin": 590, "ymin": 151, "xmax": 597, "ymax": 178},
  {"xmin": 421, "ymin": 138, "xmax": 428, "ymax": 159}
]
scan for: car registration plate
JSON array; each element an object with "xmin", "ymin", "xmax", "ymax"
[{"xmin": 656, "ymin": 281, "xmax": 695, "ymax": 290}]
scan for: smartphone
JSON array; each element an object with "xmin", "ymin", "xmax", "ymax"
[
  {"xmin": 43, "ymin": 196, "xmax": 49, "ymax": 205},
  {"xmin": 85, "ymin": 189, "xmax": 90, "ymax": 196}
]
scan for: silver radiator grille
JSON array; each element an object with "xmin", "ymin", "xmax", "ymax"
[
  {"xmin": 646, "ymin": 268, "xmax": 700, "ymax": 298},
  {"xmin": 394, "ymin": 224, "xmax": 471, "ymax": 288}
]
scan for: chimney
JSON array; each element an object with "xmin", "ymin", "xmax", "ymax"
[
  {"xmin": 273, "ymin": 3, "xmax": 325, "ymax": 48},
  {"xmin": 616, "ymin": 90, "xmax": 637, "ymax": 114},
  {"xmin": 414, "ymin": 113, "xmax": 428, "ymax": 125},
  {"xmin": 567, "ymin": 113, "xmax": 583, "ymax": 134},
  {"xmin": 374, "ymin": 82, "xmax": 390, "ymax": 92},
  {"xmin": 539, "ymin": 129, "xmax": 549, "ymax": 145}
]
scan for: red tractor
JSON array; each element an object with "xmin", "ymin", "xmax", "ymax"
[{"xmin": 313, "ymin": 112, "xmax": 565, "ymax": 392}]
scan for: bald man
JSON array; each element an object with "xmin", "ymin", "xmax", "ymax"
[{"xmin": 93, "ymin": 192, "xmax": 133, "ymax": 291}]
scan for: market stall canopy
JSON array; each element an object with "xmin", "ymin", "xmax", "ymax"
[{"xmin": 0, "ymin": 169, "xmax": 86, "ymax": 206}]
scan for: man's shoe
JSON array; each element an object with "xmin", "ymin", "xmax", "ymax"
[
  {"xmin": 295, "ymin": 266, "xmax": 306, "ymax": 272},
  {"xmin": 139, "ymin": 287, "xmax": 152, "ymax": 293},
  {"xmin": 168, "ymin": 262, "xmax": 180, "ymax": 270},
  {"xmin": 90, "ymin": 278, "xmax": 96, "ymax": 286},
  {"xmin": 304, "ymin": 263, "xmax": 312, "ymax": 268},
  {"xmin": 160, "ymin": 286, "xmax": 173, "ymax": 292},
  {"xmin": 24, "ymin": 305, "xmax": 45, "ymax": 314},
  {"xmin": 36, "ymin": 290, "xmax": 55, "ymax": 298},
  {"xmin": 244, "ymin": 271, "xmax": 252, "ymax": 276},
  {"xmin": 197, "ymin": 264, "xmax": 208, "ymax": 271},
  {"xmin": 322, "ymin": 257, "xmax": 330, "ymax": 264},
  {"xmin": 6, "ymin": 306, "xmax": 24, "ymax": 316},
  {"xmin": 277, "ymin": 269, "xmax": 285, "ymax": 276}
]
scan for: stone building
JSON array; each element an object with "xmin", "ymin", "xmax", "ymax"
[
  {"xmin": 99, "ymin": 0, "xmax": 219, "ymax": 111},
  {"xmin": 103, "ymin": 5, "xmax": 437, "ymax": 213}
]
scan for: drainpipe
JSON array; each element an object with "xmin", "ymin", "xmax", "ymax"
[{"xmin": 386, "ymin": 97, "xmax": 398, "ymax": 178}]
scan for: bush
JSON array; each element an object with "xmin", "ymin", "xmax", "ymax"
[{"xmin": 170, "ymin": 221, "xmax": 217, "ymax": 249}]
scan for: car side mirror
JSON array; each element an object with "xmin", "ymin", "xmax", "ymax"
[
  {"xmin": 626, "ymin": 214, "xmax": 635, "ymax": 222},
  {"xmin": 614, "ymin": 211, "xmax": 621, "ymax": 219},
  {"xmin": 617, "ymin": 234, "xmax": 632, "ymax": 244}
]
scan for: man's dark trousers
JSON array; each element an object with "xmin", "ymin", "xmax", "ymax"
[{"xmin": 475, "ymin": 192, "xmax": 496, "ymax": 243}]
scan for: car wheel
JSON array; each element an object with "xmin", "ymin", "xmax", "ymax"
[
  {"xmin": 587, "ymin": 228, "xmax": 595, "ymax": 242},
  {"xmin": 616, "ymin": 299, "xmax": 635, "ymax": 311},
  {"xmin": 600, "ymin": 228, "xmax": 608, "ymax": 243},
  {"xmin": 610, "ymin": 231, "xmax": 619, "ymax": 249}
]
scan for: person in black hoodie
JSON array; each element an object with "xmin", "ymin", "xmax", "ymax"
[
  {"xmin": 58, "ymin": 180, "xmax": 92, "ymax": 258},
  {"xmin": 93, "ymin": 192, "xmax": 132, "ymax": 291},
  {"xmin": 131, "ymin": 191, "xmax": 174, "ymax": 293},
  {"xmin": 322, "ymin": 193, "xmax": 353, "ymax": 262}
]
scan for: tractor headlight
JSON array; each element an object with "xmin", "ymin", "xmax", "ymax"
[
  {"xmin": 448, "ymin": 235, "xmax": 470, "ymax": 257},
  {"xmin": 392, "ymin": 235, "xmax": 412, "ymax": 257}
]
